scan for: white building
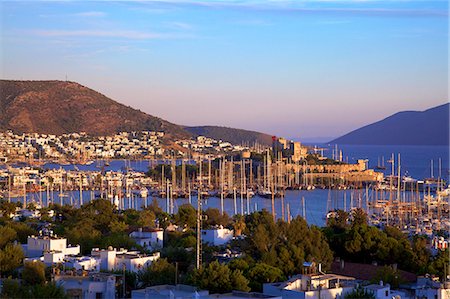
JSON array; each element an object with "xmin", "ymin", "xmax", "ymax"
[
  {"xmin": 132, "ymin": 284, "xmax": 209, "ymax": 299},
  {"xmin": 411, "ymin": 277, "xmax": 450, "ymax": 299},
  {"xmin": 55, "ymin": 272, "xmax": 116, "ymax": 299},
  {"xmin": 129, "ymin": 228, "xmax": 164, "ymax": 250},
  {"xmin": 363, "ymin": 282, "xmax": 391, "ymax": 299},
  {"xmin": 202, "ymin": 226, "xmax": 234, "ymax": 246},
  {"xmin": 65, "ymin": 256, "xmax": 100, "ymax": 271},
  {"xmin": 263, "ymin": 273, "xmax": 355, "ymax": 299},
  {"xmin": 92, "ymin": 247, "xmax": 160, "ymax": 273},
  {"xmin": 132, "ymin": 285, "xmax": 282, "ymax": 299},
  {"xmin": 26, "ymin": 234, "xmax": 80, "ymax": 258},
  {"xmin": 43, "ymin": 251, "xmax": 66, "ymax": 265}
]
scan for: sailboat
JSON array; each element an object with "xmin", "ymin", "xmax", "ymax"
[{"xmin": 375, "ymin": 156, "xmax": 386, "ymax": 170}]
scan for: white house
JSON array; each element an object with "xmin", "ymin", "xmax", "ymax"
[
  {"xmin": 65, "ymin": 256, "xmax": 100, "ymax": 271},
  {"xmin": 263, "ymin": 273, "xmax": 356, "ymax": 299},
  {"xmin": 363, "ymin": 282, "xmax": 391, "ymax": 299},
  {"xmin": 132, "ymin": 284, "xmax": 210, "ymax": 299},
  {"xmin": 25, "ymin": 233, "xmax": 80, "ymax": 258},
  {"xmin": 55, "ymin": 272, "xmax": 116, "ymax": 299},
  {"xmin": 202, "ymin": 226, "xmax": 234, "ymax": 246},
  {"xmin": 92, "ymin": 247, "xmax": 160, "ymax": 273},
  {"xmin": 129, "ymin": 228, "xmax": 164, "ymax": 250},
  {"xmin": 43, "ymin": 251, "xmax": 66, "ymax": 265}
]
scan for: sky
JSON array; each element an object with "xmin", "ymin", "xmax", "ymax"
[{"xmin": 0, "ymin": 0, "xmax": 448, "ymax": 142}]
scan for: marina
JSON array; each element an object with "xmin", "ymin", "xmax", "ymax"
[{"xmin": 2, "ymin": 143, "xmax": 448, "ymax": 231}]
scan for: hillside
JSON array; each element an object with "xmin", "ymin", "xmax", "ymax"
[
  {"xmin": 0, "ymin": 80, "xmax": 189, "ymax": 139},
  {"xmin": 185, "ymin": 126, "xmax": 273, "ymax": 146},
  {"xmin": 331, "ymin": 103, "xmax": 449, "ymax": 145}
]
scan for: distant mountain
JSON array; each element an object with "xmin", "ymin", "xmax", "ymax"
[
  {"xmin": 185, "ymin": 126, "xmax": 273, "ymax": 146},
  {"xmin": 0, "ymin": 80, "xmax": 189, "ymax": 139},
  {"xmin": 331, "ymin": 103, "xmax": 449, "ymax": 145}
]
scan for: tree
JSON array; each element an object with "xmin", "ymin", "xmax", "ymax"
[
  {"xmin": 190, "ymin": 261, "xmax": 250, "ymax": 293},
  {"xmin": 327, "ymin": 210, "xmax": 349, "ymax": 232},
  {"xmin": 351, "ymin": 208, "xmax": 368, "ymax": 227},
  {"xmin": 0, "ymin": 279, "xmax": 67, "ymax": 298},
  {"xmin": 137, "ymin": 209, "xmax": 156, "ymax": 228},
  {"xmin": 8, "ymin": 222, "xmax": 37, "ymax": 244},
  {"xmin": 175, "ymin": 204, "xmax": 197, "ymax": 229},
  {"xmin": 228, "ymin": 258, "xmax": 250, "ymax": 272},
  {"xmin": 232, "ymin": 214, "xmax": 246, "ymax": 236},
  {"xmin": 0, "ymin": 226, "xmax": 17, "ymax": 248},
  {"xmin": 139, "ymin": 258, "xmax": 176, "ymax": 287},
  {"xmin": 0, "ymin": 279, "xmax": 22, "ymax": 298},
  {"xmin": 428, "ymin": 249, "xmax": 450, "ymax": 280},
  {"xmin": 109, "ymin": 220, "xmax": 129, "ymax": 233},
  {"xmin": 344, "ymin": 286, "xmax": 375, "ymax": 299},
  {"xmin": 65, "ymin": 218, "xmax": 101, "ymax": 254},
  {"xmin": 247, "ymin": 263, "xmax": 285, "ymax": 291},
  {"xmin": 22, "ymin": 261, "xmax": 46, "ymax": 285},
  {"xmin": 0, "ymin": 243, "xmax": 24, "ymax": 275},
  {"xmin": 204, "ymin": 208, "xmax": 230, "ymax": 228},
  {"xmin": 371, "ymin": 266, "xmax": 403, "ymax": 289},
  {"xmin": 0, "ymin": 200, "xmax": 18, "ymax": 219},
  {"xmin": 100, "ymin": 233, "xmax": 138, "ymax": 251}
]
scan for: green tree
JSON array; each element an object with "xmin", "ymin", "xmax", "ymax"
[
  {"xmin": 65, "ymin": 218, "xmax": 101, "ymax": 254},
  {"xmin": 0, "ymin": 279, "xmax": 67, "ymax": 298},
  {"xmin": 0, "ymin": 226, "xmax": 17, "ymax": 248},
  {"xmin": 227, "ymin": 258, "xmax": 250, "ymax": 273},
  {"xmin": 0, "ymin": 243, "xmax": 24, "ymax": 275},
  {"xmin": 232, "ymin": 214, "xmax": 246, "ymax": 236},
  {"xmin": 0, "ymin": 279, "xmax": 22, "ymax": 298},
  {"xmin": 8, "ymin": 222, "xmax": 37, "ymax": 244},
  {"xmin": 139, "ymin": 258, "xmax": 176, "ymax": 287},
  {"xmin": 175, "ymin": 204, "xmax": 197, "ymax": 229},
  {"xmin": 190, "ymin": 261, "xmax": 250, "ymax": 293},
  {"xmin": 371, "ymin": 266, "xmax": 403, "ymax": 289},
  {"xmin": 204, "ymin": 208, "xmax": 230, "ymax": 228},
  {"xmin": 428, "ymin": 249, "xmax": 450, "ymax": 280},
  {"xmin": 22, "ymin": 261, "xmax": 46, "ymax": 285},
  {"xmin": 109, "ymin": 220, "xmax": 129, "ymax": 233},
  {"xmin": 137, "ymin": 209, "xmax": 156, "ymax": 228},
  {"xmin": 351, "ymin": 208, "xmax": 368, "ymax": 227},
  {"xmin": 31, "ymin": 282, "xmax": 68, "ymax": 298},
  {"xmin": 0, "ymin": 200, "xmax": 18, "ymax": 219},
  {"xmin": 247, "ymin": 263, "xmax": 285, "ymax": 291},
  {"xmin": 100, "ymin": 233, "xmax": 139, "ymax": 251}
]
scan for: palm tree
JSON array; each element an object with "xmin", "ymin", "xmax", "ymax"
[{"xmin": 233, "ymin": 214, "xmax": 246, "ymax": 236}]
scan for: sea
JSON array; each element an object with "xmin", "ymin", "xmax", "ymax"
[{"xmin": 9, "ymin": 145, "xmax": 450, "ymax": 227}]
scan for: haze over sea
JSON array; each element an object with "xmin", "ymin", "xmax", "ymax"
[{"xmin": 320, "ymin": 144, "xmax": 449, "ymax": 180}]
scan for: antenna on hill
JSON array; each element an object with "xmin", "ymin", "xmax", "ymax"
[{"xmin": 65, "ymin": 74, "xmax": 68, "ymax": 82}]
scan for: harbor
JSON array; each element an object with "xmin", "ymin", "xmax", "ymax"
[{"xmin": 1, "ymin": 139, "xmax": 448, "ymax": 232}]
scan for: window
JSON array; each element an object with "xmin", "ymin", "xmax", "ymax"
[
  {"xmin": 95, "ymin": 292, "xmax": 103, "ymax": 299},
  {"xmin": 385, "ymin": 290, "xmax": 388, "ymax": 297}
]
